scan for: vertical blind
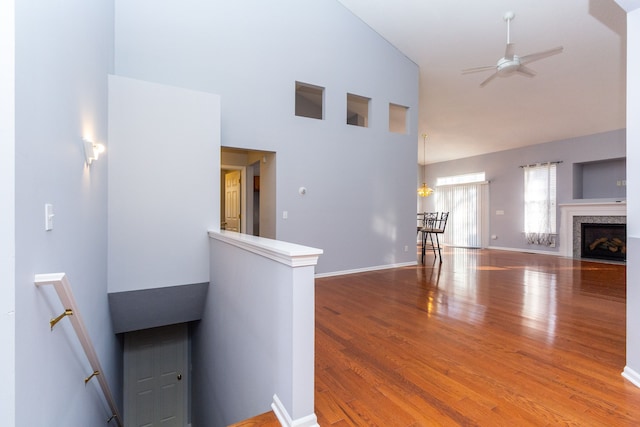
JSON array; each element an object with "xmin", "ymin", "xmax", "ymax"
[{"xmin": 435, "ymin": 182, "xmax": 489, "ymax": 248}]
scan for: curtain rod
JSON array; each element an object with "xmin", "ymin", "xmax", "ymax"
[{"xmin": 519, "ymin": 160, "xmax": 563, "ymax": 168}]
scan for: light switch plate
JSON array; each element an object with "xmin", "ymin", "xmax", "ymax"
[{"xmin": 45, "ymin": 204, "xmax": 54, "ymax": 231}]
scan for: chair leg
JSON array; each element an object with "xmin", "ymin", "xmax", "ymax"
[
  {"xmin": 435, "ymin": 233, "xmax": 442, "ymax": 263},
  {"xmin": 428, "ymin": 233, "xmax": 437, "ymax": 258},
  {"xmin": 421, "ymin": 232, "xmax": 426, "ymax": 263}
]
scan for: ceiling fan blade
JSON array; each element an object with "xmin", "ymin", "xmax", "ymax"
[
  {"xmin": 462, "ymin": 65, "xmax": 496, "ymax": 74},
  {"xmin": 519, "ymin": 46, "xmax": 563, "ymax": 64},
  {"xmin": 505, "ymin": 43, "xmax": 515, "ymax": 60},
  {"xmin": 516, "ymin": 65, "xmax": 537, "ymax": 78},
  {"xmin": 479, "ymin": 72, "xmax": 499, "ymax": 87}
]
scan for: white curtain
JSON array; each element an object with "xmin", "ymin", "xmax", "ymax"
[
  {"xmin": 435, "ymin": 182, "xmax": 489, "ymax": 248},
  {"xmin": 523, "ymin": 163, "xmax": 557, "ymax": 246}
]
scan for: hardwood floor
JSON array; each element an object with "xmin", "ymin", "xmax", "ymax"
[{"xmin": 242, "ymin": 248, "xmax": 640, "ymax": 426}]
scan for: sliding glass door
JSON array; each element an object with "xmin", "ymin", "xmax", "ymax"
[{"xmin": 434, "ymin": 182, "xmax": 489, "ymax": 248}]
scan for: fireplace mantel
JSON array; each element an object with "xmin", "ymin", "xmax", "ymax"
[{"xmin": 559, "ymin": 201, "xmax": 626, "ymax": 257}]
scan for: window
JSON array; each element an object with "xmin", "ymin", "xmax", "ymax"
[
  {"xmin": 346, "ymin": 93, "xmax": 370, "ymax": 127},
  {"xmin": 389, "ymin": 103, "xmax": 408, "ymax": 134},
  {"xmin": 436, "ymin": 172, "xmax": 486, "ymax": 186},
  {"xmin": 523, "ymin": 163, "xmax": 557, "ymax": 246},
  {"xmin": 295, "ymin": 82, "xmax": 324, "ymax": 119}
]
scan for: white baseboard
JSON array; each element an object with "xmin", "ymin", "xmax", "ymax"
[
  {"xmin": 622, "ymin": 366, "xmax": 640, "ymax": 388},
  {"xmin": 487, "ymin": 245, "xmax": 562, "ymax": 256},
  {"xmin": 271, "ymin": 394, "xmax": 319, "ymax": 427},
  {"xmin": 315, "ymin": 261, "xmax": 416, "ymax": 278}
]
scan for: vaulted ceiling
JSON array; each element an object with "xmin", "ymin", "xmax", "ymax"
[{"xmin": 337, "ymin": 0, "xmax": 627, "ymax": 164}]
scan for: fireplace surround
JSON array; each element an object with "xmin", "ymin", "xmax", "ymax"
[{"xmin": 559, "ymin": 202, "xmax": 626, "ymax": 259}]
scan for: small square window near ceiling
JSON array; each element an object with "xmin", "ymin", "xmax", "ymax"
[
  {"xmin": 389, "ymin": 103, "xmax": 408, "ymax": 134},
  {"xmin": 346, "ymin": 93, "xmax": 370, "ymax": 127},
  {"xmin": 295, "ymin": 82, "xmax": 324, "ymax": 120}
]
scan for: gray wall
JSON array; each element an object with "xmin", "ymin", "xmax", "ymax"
[
  {"xmin": 12, "ymin": 0, "xmax": 120, "ymax": 425},
  {"xmin": 423, "ymin": 129, "xmax": 626, "ymax": 253},
  {"xmin": 2, "ymin": 1, "xmax": 639, "ymax": 424},
  {"xmin": 0, "ymin": 0, "xmax": 16, "ymax": 421},
  {"xmin": 114, "ymin": 0, "xmax": 420, "ymax": 275},
  {"xmin": 194, "ymin": 237, "xmax": 319, "ymax": 426},
  {"xmin": 625, "ymin": 7, "xmax": 640, "ymax": 385}
]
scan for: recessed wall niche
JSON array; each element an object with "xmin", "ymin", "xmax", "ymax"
[
  {"xmin": 346, "ymin": 93, "xmax": 370, "ymax": 127},
  {"xmin": 572, "ymin": 157, "xmax": 626, "ymax": 200},
  {"xmin": 389, "ymin": 103, "xmax": 408, "ymax": 134},
  {"xmin": 295, "ymin": 82, "xmax": 324, "ymax": 120}
]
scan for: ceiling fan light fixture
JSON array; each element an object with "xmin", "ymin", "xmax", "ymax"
[{"xmin": 497, "ymin": 56, "xmax": 521, "ymax": 74}]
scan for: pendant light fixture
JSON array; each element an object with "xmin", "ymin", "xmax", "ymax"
[{"xmin": 417, "ymin": 133, "xmax": 433, "ymax": 197}]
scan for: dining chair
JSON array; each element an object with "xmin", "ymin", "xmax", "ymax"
[{"xmin": 421, "ymin": 212, "xmax": 449, "ymax": 263}]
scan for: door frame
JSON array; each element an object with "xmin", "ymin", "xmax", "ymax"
[
  {"xmin": 123, "ymin": 323, "xmax": 189, "ymax": 427},
  {"xmin": 221, "ymin": 164, "xmax": 249, "ymax": 234}
]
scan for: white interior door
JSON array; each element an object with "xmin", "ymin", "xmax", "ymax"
[
  {"xmin": 224, "ymin": 170, "xmax": 241, "ymax": 232},
  {"xmin": 124, "ymin": 323, "xmax": 188, "ymax": 427}
]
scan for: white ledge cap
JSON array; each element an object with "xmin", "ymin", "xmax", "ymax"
[{"xmin": 208, "ymin": 230, "xmax": 323, "ymax": 267}]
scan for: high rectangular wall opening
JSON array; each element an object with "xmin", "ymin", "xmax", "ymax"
[
  {"xmin": 389, "ymin": 103, "xmax": 408, "ymax": 134},
  {"xmin": 295, "ymin": 82, "xmax": 324, "ymax": 120},
  {"xmin": 346, "ymin": 93, "xmax": 370, "ymax": 127}
]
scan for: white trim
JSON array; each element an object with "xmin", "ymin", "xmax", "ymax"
[
  {"xmin": 208, "ymin": 230, "xmax": 322, "ymax": 267},
  {"xmin": 314, "ymin": 261, "xmax": 417, "ymax": 278},
  {"xmin": 622, "ymin": 366, "xmax": 640, "ymax": 388},
  {"xmin": 487, "ymin": 245, "xmax": 561, "ymax": 256},
  {"xmin": 558, "ymin": 202, "xmax": 626, "ymax": 257},
  {"xmin": 271, "ymin": 394, "xmax": 319, "ymax": 427}
]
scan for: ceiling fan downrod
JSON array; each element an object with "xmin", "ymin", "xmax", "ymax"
[{"xmin": 504, "ymin": 11, "xmax": 515, "ymax": 44}]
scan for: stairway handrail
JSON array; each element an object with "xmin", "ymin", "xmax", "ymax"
[{"xmin": 34, "ymin": 272, "xmax": 123, "ymax": 427}]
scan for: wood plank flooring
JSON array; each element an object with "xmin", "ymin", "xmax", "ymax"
[{"xmin": 238, "ymin": 248, "xmax": 640, "ymax": 426}]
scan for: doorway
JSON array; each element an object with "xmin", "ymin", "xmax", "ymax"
[
  {"xmin": 124, "ymin": 323, "xmax": 189, "ymax": 427},
  {"xmin": 221, "ymin": 147, "xmax": 276, "ymax": 238},
  {"xmin": 223, "ymin": 169, "xmax": 241, "ymax": 232}
]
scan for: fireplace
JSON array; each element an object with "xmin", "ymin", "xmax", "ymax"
[
  {"xmin": 580, "ymin": 223, "xmax": 626, "ymax": 262},
  {"xmin": 559, "ymin": 202, "xmax": 626, "ymax": 258}
]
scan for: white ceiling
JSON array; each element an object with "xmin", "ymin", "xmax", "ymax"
[{"xmin": 337, "ymin": 0, "xmax": 627, "ymax": 164}]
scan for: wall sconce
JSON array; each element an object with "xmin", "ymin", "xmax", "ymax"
[{"xmin": 83, "ymin": 138, "xmax": 105, "ymax": 165}]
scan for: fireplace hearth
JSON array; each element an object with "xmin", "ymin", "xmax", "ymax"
[{"xmin": 581, "ymin": 223, "xmax": 626, "ymax": 262}]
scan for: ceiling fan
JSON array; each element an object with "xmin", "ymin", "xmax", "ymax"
[{"xmin": 462, "ymin": 11, "xmax": 563, "ymax": 87}]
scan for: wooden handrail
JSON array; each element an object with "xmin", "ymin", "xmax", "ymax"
[{"xmin": 34, "ymin": 272, "xmax": 123, "ymax": 426}]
